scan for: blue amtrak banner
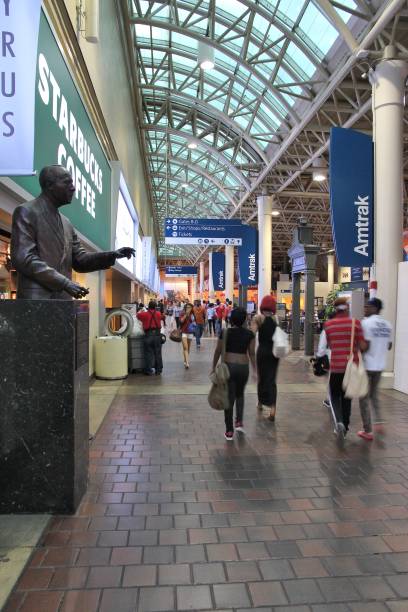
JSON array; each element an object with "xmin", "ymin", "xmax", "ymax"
[
  {"xmin": 238, "ymin": 225, "xmax": 258, "ymax": 286},
  {"xmin": 330, "ymin": 127, "xmax": 374, "ymax": 267},
  {"xmin": 211, "ymin": 252, "xmax": 225, "ymax": 291}
]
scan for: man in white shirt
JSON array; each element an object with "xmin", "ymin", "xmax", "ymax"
[{"xmin": 358, "ymin": 298, "xmax": 392, "ymax": 440}]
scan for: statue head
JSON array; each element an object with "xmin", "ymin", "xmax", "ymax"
[{"xmin": 39, "ymin": 165, "xmax": 76, "ymax": 208}]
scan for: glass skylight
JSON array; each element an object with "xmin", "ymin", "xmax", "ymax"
[{"xmin": 126, "ymin": 0, "xmax": 362, "ymax": 258}]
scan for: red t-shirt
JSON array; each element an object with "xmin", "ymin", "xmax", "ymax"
[
  {"xmin": 215, "ymin": 304, "xmax": 226, "ymax": 320},
  {"xmin": 137, "ymin": 309, "xmax": 164, "ymax": 331},
  {"xmin": 324, "ymin": 314, "xmax": 364, "ymax": 373}
]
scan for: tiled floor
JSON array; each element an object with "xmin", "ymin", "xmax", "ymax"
[{"xmin": 4, "ymin": 335, "xmax": 408, "ymax": 611}]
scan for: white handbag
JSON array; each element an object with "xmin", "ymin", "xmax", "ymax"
[
  {"xmin": 342, "ymin": 319, "xmax": 369, "ymax": 399},
  {"xmin": 272, "ymin": 318, "xmax": 289, "ymax": 359}
]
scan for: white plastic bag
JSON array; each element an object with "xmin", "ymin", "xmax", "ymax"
[
  {"xmin": 272, "ymin": 324, "xmax": 289, "ymax": 359},
  {"xmin": 130, "ymin": 317, "xmax": 144, "ymax": 337}
]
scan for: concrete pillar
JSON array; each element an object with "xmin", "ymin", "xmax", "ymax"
[
  {"xmin": 199, "ymin": 261, "xmax": 205, "ymax": 297},
  {"xmin": 370, "ymin": 53, "xmax": 408, "ymax": 369},
  {"xmin": 257, "ymin": 194, "xmax": 273, "ymax": 307},
  {"xmin": 291, "ymin": 273, "xmax": 301, "ymax": 351},
  {"xmin": 225, "ymin": 245, "xmax": 234, "ymax": 302},
  {"xmin": 304, "ymin": 271, "xmax": 315, "ymax": 356},
  {"xmin": 327, "ymin": 254, "xmax": 335, "ymax": 291}
]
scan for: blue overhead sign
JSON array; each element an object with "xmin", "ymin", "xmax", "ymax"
[
  {"xmin": 164, "ymin": 218, "xmax": 242, "ymax": 246},
  {"xmin": 238, "ymin": 225, "xmax": 258, "ymax": 286},
  {"xmin": 330, "ymin": 127, "xmax": 374, "ymax": 267},
  {"xmin": 211, "ymin": 252, "xmax": 225, "ymax": 291},
  {"xmin": 165, "ymin": 266, "xmax": 198, "ymax": 277}
]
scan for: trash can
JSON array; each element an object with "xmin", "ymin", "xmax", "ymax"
[
  {"xmin": 94, "ymin": 336, "xmax": 128, "ymax": 380},
  {"xmin": 128, "ymin": 336, "xmax": 145, "ymax": 373}
]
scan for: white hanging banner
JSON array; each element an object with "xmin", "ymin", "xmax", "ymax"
[{"xmin": 0, "ymin": 0, "xmax": 42, "ymax": 174}]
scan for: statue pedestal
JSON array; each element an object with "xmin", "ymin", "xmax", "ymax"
[{"xmin": 0, "ymin": 300, "xmax": 89, "ymax": 514}]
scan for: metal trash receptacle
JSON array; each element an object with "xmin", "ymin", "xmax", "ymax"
[
  {"xmin": 94, "ymin": 336, "xmax": 128, "ymax": 380},
  {"xmin": 128, "ymin": 336, "xmax": 145, "ymax": 373}
]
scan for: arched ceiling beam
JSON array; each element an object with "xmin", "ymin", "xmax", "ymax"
[
  {"xmin": 131, "ymin": 18, "xmax": 300, "ymax": 123},
  {"xmin": 312, "ymin": 0, "xmax": 359, "ymax": 52},
  {"xmin": 153, "ymin": 189, "xmax": 228, "ymax": 217},
  {"xmin": 137, "ymin": 44, "xmax": 292, "ymax": 137},
  {"xmin": 143, "ymin": 125, "xmax": 251, "ymax": 189},
  {"xmin": 133, "ymin": 0, "xmax": 330, "ymax": 79},
  {"xmin": 228, "ymin": 0, "xmax": 404, "ymax": 219},
  {"xmin": 214, "ymin": 0, "xmax": 331, "ymax": 77},
  {"xmin": 149, "ymin": 155, "xmax": 237, "ymax": 208},
  {"xmin": 140, "ymin": 85, "xmax": 268, "ymax": 163}
]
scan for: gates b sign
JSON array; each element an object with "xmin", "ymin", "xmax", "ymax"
[
  {"xmin": 330, "ymin": 127, "xmax": 374, "ymax": 267},
  {"xmin": 0, "ymin": 0, "xmax": 42, "ymax": 174}
]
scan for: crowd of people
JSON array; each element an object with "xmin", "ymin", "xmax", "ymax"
[{"xmin": 134, "ymin": 293, "xmax": 392, "ymax": 445}]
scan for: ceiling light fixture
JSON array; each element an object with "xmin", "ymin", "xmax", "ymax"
[
  {"xmin": 312, "ymin": 157, "xmax": 327, "ymax": 182},
  {"xmin": 271, "ymin": 210, "xmax": 280, "ymax": 217},
  {"xmin": 187, "ymin": 140, "xmax": 198, "ymax": 150},
  {"xmin": 181, "ymin": 183, "xmax": 189, "ymax": 188},
  {"xmin": 198, "ymin": 41, "xmax": 215, "ymax": 70}
]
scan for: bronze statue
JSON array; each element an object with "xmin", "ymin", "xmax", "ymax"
[{"xmin": 11, "ymin": 165, "xmax": 135, "ymax": 299}]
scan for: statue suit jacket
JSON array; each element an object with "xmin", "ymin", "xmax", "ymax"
[{"xmin": 11, "ymin": 195, "xmax": 116, "ymax": 299}]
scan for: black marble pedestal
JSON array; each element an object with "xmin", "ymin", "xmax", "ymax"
[{"xmin": 0, "ymin": 300, "xmax": 89, "ymax": 514}]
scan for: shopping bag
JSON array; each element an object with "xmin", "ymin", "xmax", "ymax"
[
  {"xmin": 272, "ymin": 324, "xmax": 289, "ymax": 359},
  {"xmin": 208, "ymin": 329, "xmax": 230, "ymax": 411},
  {"xmin": 169, "ymin": 329, "xmax": 182, "ymax": 343},
  {"xmin": 343, "ymin": 352, "xmax": 368, "ymax": 398},
  {"xmin": 342, "ymin": 319, "xmax": 368, "ymax": 399},
  {"xmin": 208, "ymin": 364, "xmax": 230, "ymax": 411}
]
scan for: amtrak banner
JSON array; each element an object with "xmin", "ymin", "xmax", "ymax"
[
  {"xmin": 329, "ymin": 127, "xmax": 374, "ymax": 267},
  {"xmin": 0, "ymin": 0, "xmax": 42, "ymax": 174},
  {"xmin": 212, "ymin": 252, "xmax": 225, "ymax": 291},
  {"xmin": 238, "ymin": 225, "xmax": 258, "ymax": 286}
]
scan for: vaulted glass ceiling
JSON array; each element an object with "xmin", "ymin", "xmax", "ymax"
[{"xmin": 123, "ymin": 0, "xmax": 374, "ymax": 261}]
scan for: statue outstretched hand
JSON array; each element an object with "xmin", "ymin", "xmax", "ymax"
[
  {"xmin": 65, "ymin": 280, "xmax": 89, "ymax": 299},
  {"xmin": 115, "ymin": 247, "xmax": 135, "ymax": 260}
]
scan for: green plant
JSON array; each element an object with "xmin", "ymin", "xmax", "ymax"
[{"xmin": 325, "ymin": 284, "xmax": 343, "ymax": 319}]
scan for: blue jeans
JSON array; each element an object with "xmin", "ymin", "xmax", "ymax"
[
  {"xmin": 215, "ymin": 319, "xmax": 222, "ymax": 335},
  {"xmin": 195, "ymin": 323, "xmax": 204, "ymax": 346}
]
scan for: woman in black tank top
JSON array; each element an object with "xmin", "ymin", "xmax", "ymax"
[{"xmin": 251, "ymin": 295, "xmax": 279, "ymax": 421}]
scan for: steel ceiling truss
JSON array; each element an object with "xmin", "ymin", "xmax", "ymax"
[{"xmin": 120, "ymin": 0, "xmax": 408, "ymax": 264}]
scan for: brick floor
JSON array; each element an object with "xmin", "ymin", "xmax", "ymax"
[{"xmin": 5, "ymin": 339, "xmax": 408, "ymax": 610}]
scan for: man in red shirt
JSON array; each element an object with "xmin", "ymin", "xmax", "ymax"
[
  {"xmin": 320, "ymin": 297, "xmax": 367, "ymax": 442},
  {"xmin": 137, "ymin": 300, "xmax": 165, "ymax": 375},
  {"xmin": 215, "ymin": 299, "xmax": 226, "ymax": 335}
]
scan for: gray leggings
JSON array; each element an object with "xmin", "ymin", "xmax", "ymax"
[{"xmin": 359, "ymin": 371, "xmax": 383, "ymax": 432}]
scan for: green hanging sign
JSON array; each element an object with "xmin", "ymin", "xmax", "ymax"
[{"xmin": 12, "ymin": 11, "xmax": 111, "ymax": 251}]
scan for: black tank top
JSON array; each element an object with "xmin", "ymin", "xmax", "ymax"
[{"xmin": 258, "ymin": 316, "xmax": 277, "ymax": 347}]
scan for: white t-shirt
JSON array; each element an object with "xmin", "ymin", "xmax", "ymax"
[
  {"xmin": 362, "ymin": 314, "xmax": 392, "ymax": 371},
  {"xmin": 207, "ymin": 307, "xmax": 215, "ymax": 319}
]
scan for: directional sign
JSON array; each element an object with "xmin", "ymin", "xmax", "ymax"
[
  {"xmin": 165, "ymin": 266, "xmax": 198, "ymax": 277},
  {"xmin": 164, "ymin": 218, "xmax": 242, "ymax": 246}
]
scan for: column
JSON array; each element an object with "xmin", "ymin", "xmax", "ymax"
[
  {"xmin": 370, "ymin": 52, "xmax": 408, "ymax": 369},
  {"xmin": 199, "ymin": 261, "xmax": 205, "ymax": 298},
  {"xmin": 291, "ymin": 273, "xmax": 301, "ymax": 350},
  {"xmin": 257, "ymin": 194, "xmax": 273, "ymax": 307},
  {"xmin": 327, "ymin": 254, "xmax": 334, "ymax": 291},
  {"xmin": 304, "ymin": 271, "xmax": 315, "ymax": 356},
  {"xmin": 208, "ymin": 253, "xmax": 215, "ymax": 299},
  {"xmin": 225, "ymin": 244, "xmax": 234, "ymax": 302}
]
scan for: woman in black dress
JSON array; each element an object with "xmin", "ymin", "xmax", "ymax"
[{"xmin": 251, "ymin": 295, "xmax": 279, "ymax": 421}]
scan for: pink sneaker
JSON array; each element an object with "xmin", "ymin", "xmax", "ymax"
[
  {"xmin": 224, "ymin": 431, "xmax": 234, "ymax": 441},
  {"xmin": 358, "ymin": 430, "xmax": 373, "ymax": 441}
]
